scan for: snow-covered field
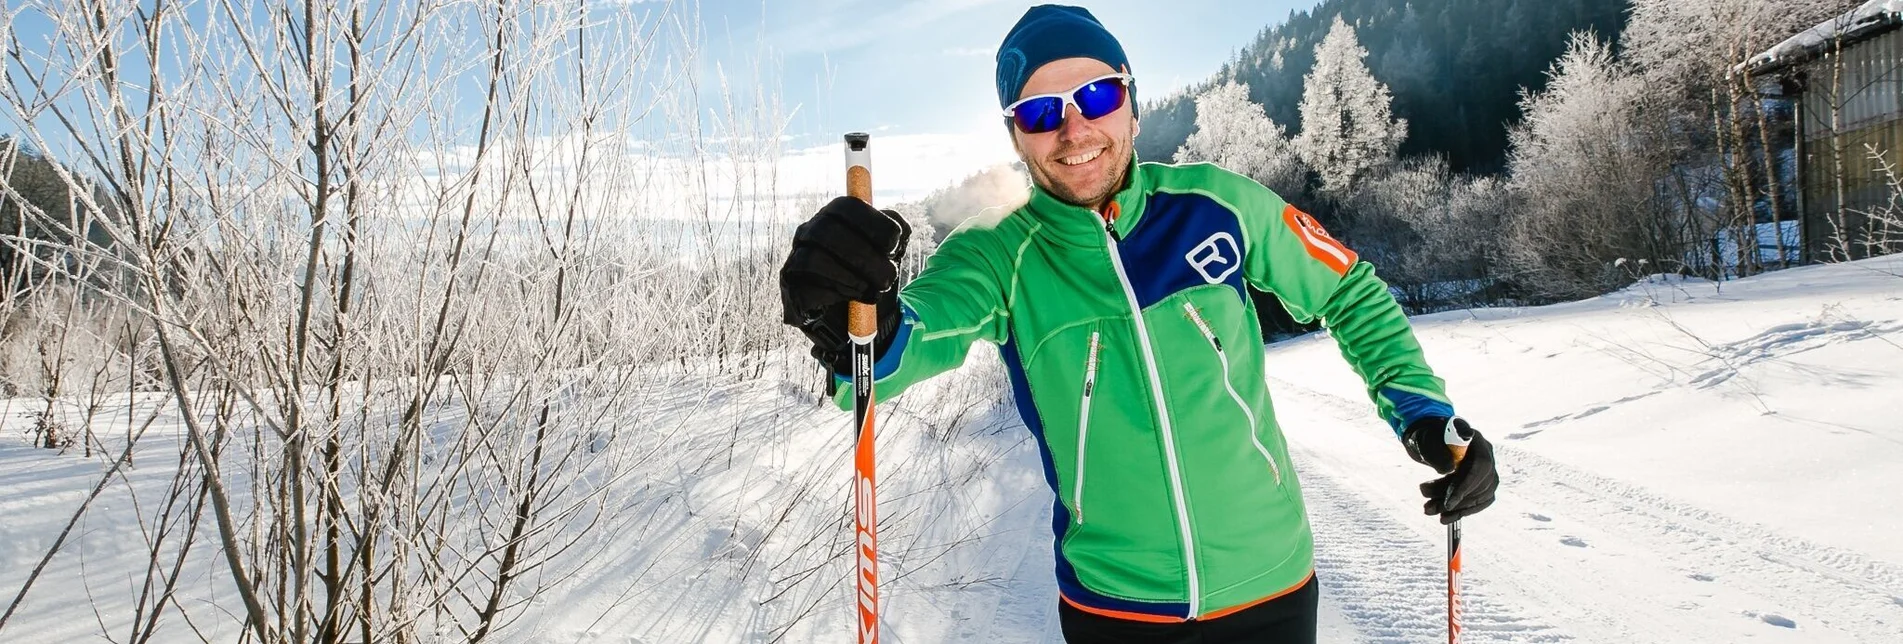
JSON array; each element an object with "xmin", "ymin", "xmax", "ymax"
[
  {"xmin": 1277, "ymin": 255, "xmax": 1903, "ymax": 643},
  {"xmin": 4, "ymin": 255, "xmax": 1902, "ymax": 643}
]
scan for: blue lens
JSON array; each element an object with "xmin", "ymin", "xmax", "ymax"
[
  {"xmin": 1008, "ymin": 77, "xmax": 1130, "ymax": 134},
  {"xmin": 1075, "ymin": 78, "xmax": 1127, "ymax": 120},
  {"xmin": 1012, "ymin": 97, "xmax": 1065, "ymax": 134}
]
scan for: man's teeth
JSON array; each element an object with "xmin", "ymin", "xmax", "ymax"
[{"xmin": 1059, "ymin": 148, "xmax": 1103, "ymax": 166}]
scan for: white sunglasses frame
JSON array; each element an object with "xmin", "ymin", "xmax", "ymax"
[{"xmin": 1001, "ymin": 73, "xmax": 1136, "ymax": 131}]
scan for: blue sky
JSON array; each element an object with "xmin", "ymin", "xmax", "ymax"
[
  {"xmin": 693, "ymin": 0, "xmax": 1324, "ymax": 150},
  {"xmin": 0, "ymin": 1, "xmax": 1325, "ymax": 206}
]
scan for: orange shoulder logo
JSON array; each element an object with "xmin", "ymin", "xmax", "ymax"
[{"xmin": 1281, "ymin": 205, "xmax": 1356, "ymax": 276}]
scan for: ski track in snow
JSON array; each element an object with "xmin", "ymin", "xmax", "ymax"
[
  {"xmin": 1270, "ymin": 376, "xmax": 1903, "ymax": 643},
  {"xmin": 1298, "ymin": 461, "xmax": 1570, "ymax": 643},
  {"xmin": 951, "ymin": 500, "xmax": 1061, "ymax": 644}
]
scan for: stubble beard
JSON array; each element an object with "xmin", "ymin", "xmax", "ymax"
[{"xmin": 1026, "ymin": 130, "xmax": 1134, "ymax": 210}]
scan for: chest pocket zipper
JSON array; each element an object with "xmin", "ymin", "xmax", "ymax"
[
  {"xmin": 1182, "ymin": 303, "xmax": 1283, "ymax": 486},
  {"xmin": 1073, "ymin": 330, "xmax": 1101, "ymax": 524}
]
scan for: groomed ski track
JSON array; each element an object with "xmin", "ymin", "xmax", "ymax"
[{"xmin": 1272, "ymin": 376, "xmax": 1903, "ymax": 643}]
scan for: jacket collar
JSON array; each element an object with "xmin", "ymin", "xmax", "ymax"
[{"xmin": 1022, "ymin": 152, "xmax": 1148, "ymax": 247}]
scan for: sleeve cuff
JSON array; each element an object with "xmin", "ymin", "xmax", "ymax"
[{"xmin": 1381, "ymin": 386, "xmax": 1455, "ymax": 437}]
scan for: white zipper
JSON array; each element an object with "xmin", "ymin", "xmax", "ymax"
[
  {"xmin": 1183, "ymin": 303, "xmax": 1282, "ymax": 486},
  {"xmin": 1073, "ymin": 331, "xmax": 1100, "ymax": 525},
  {"xmin": 1103, "ymin": 223, "xmax": 1201, "ymax": 618}
]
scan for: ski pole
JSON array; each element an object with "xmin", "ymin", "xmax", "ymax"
[
  {"xmin": 1446, "ymin": 420, "xmax": 1472, "ymax": 644},
  {"xmin": 843, "ymin": 132, "xmax": 880, "ymax": 644}
]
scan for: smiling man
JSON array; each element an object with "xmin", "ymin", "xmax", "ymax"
[{"xmin": 779, "ymin": 5, "xmax": 1498, "ymax": 642}]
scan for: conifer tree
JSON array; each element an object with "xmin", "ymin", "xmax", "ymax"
[
  {"xmin": 1293, "ymin": 17, "xmax": 1408, "ymax": 195},
  {"xmin": 1177, "ymin": 81, "xmax": 1305, "ymax": 197}
]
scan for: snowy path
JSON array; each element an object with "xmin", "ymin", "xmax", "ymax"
[
  {"xmin": 1271, "ymin": 368, "xmax": 1903, "ymax": 643},
  {"xmin": 1257, "ymin": 257, "xmax": 1903, "ymax": 643}
]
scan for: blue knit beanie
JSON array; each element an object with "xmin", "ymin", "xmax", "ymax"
[{"xmin": 995, "ymin": 5, "xmax": 1134, "ymax": 114}]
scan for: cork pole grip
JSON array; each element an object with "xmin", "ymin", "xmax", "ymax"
[
  {"xmin": 845, "ymin": 156, "xmax": 876, "ymax": 339},
  {"xmin": 847, "ymin": 165, "xmax": 873, "ymax": 202}
]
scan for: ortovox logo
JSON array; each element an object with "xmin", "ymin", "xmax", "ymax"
[
  {"xmin": 1283, "ymin": 205, "xmax": 1356, "ymax": 276},
  {"xmin": 1185, "ymin": 232, "xmax": 1241, "ymax": 284}
]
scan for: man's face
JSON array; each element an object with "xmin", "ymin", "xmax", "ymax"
[{"xmin": 1010, "ymin": 57, "xmax": 1137, "ymax": 210}]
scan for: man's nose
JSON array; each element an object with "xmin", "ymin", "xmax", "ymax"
[{"xmin": 1055, "ymin": 104, "xmax": 1088, "ymax": 141}]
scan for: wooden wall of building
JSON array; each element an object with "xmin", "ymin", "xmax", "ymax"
[{"xmin": 1796, "ymin": 27, "xmax": 1903, "ymax": 262}]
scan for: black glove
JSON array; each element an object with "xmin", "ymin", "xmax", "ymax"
[
  {"xmin": 779, "ymin": 196, "xmax": 910, "ymax": 374},
  {"xmin": 1402, "ymin": 416, "xmax": 1498, "ymax": 524}
]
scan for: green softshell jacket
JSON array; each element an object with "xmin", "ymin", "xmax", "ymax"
[{"xmin": 834, "ymin": 159, "xmax": 1454, "ymax": 621}]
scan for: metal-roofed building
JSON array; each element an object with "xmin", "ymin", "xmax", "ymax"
[{"xmin": 1747, "ymin": 0, "xmax": 1903, "ymax": 261}]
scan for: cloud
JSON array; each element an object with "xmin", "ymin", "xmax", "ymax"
[
  {"xmin": 767, "ymin": 0, "xmax": 1011, "ymax": 54},
  {"xmin": 942, "ymin": 46, "xmax": 997, "ymax": 58},
  {"xmin": 394, "ymin": 128, "xmax": 1019, "ymax": 237},
  {"xmin": 772, "ymin": 129, "xmax": 1018, "ymax": 206}
]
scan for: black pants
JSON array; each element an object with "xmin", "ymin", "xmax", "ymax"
[{"xmin": 1058, "ymin": 577, "xmax": 1318, "ymax": 644}]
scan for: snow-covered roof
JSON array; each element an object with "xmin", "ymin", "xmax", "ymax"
[{"xmin": 1745, "ymin": 0, "xmax": 1903, "ymax": 75}]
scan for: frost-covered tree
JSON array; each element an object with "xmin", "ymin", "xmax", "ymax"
[
  {"xmin": 1504, "ymin": 32, "xmax": 1687, "ymax": 299},
  {"xmin": 885, "ymin": 203, "xmax": 939, "ymax": 282},
  {"xmin": 1176, "ymin": 81, "xmax": 1305, "ymax": 197},
  {"xmin": 1627, "ymin": 0, "xmax": 1854, "ymax": 92},
  {"xmin": 1293, "ymin": 16, "xmax": 1408, "ymax": 196},
  {"xmin": 1623, "ymin": 0, "xmax": 1862, "ymax": 270},
  {"xmin": 1341, "ymin": 156, "xmax": 1504, "ymax": 309}
]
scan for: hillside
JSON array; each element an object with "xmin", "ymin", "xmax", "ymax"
[{"xmin": 1135, "ymin": 0, "xmax": 1630, "ymax": 174}]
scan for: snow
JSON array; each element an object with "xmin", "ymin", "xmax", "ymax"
[
  {"xmin": 4, "ymin": 255, "xmax": 1903, "ymax": 642},
  {"xmin": 1747, "ymin": 0, "xmax": 1903, "ymax": 71},
  {"xmin": 1272, "ymin": 254, "xmax": 1903, "ymax": 642}
]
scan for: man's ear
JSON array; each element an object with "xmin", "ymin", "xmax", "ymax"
[{"xmin": 1133, "ymin": 116, "xmax": 1141, "ymax": 139}]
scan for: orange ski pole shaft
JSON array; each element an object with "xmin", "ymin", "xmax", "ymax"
[
  {"xmin": 1447, "ymin": 439, "xmax": 1469, "ymax": 644},
  {"xmin": 843, "ymin": 132, "xmax": 880, "ymax": 644}
]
